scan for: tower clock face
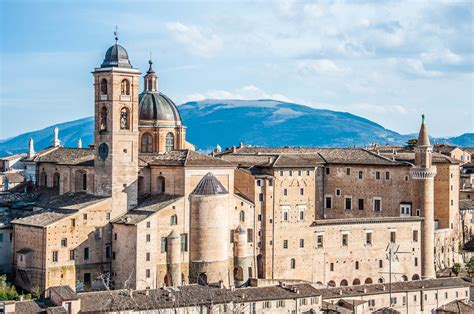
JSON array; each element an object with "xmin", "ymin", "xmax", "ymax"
[{"xmin": 98, "ymin": 143, "xmax": 109, "ymax": 160}]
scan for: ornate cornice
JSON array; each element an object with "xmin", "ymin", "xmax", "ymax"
[{"xmin": 410, "ymin": 167, "xmax": 437, "ymax": 179}]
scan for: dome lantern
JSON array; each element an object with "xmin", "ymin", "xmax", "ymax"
[{"xmin": 144, "ymin": 59, "xmax": 158, "ymax": 92}]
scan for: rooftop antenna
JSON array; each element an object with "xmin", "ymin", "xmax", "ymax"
[{"xmin": 114, "ymin": 25, "xmax": 119, "ymax": 44}]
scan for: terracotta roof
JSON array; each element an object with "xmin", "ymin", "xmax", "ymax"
[
  {"xmin": 382, "ymin": 151, "xmax": 461, "ymax": 165},
  {"xmin": 78, "ymin": 283, "xmax": 320, "ymax": 313},
  {"xmin": 434, "ymin": 144, "xmax": 459, "ymax": 154},
  {"xmin": 314, "ymin": 277, "xmax": 470, "ymax": 299},
  {"xmin": 218, "ymin": 147, "xmax": 405, "ymax": 167},
  {"xmin": 11, "ymin": 193, "xmax": 109, "ymax": 227},
  {"xmin": 48, "ymin": 285, "xmax": 78, "ymax": 300},
  {"xmin": 113, "ymin": 194, "xmax": 183, "ymax": 225},
  {"xmin": 436, "ymin": 299, "xmax": 474, "ymax": 313},
  {"xmin": 0, "ymin": 153, "xmax": 26, "ymax": 161},
  {"xmin": 1, "ymin": 172, "xmax": 25, "ymax": 183},
  {"xmin": 35, "ymin": 147, "xmax": 95, "ymax": 166},
  {"xmin": 417, "ymin": 118, "xmax": 430, "ymax": 146},
  {"xmin": 146, "ymin": 150, "xmax": 233, "ymax": 167},
  {"xmin": 21, "ymin": 146, "xmax": 58, "ymax": 162}
]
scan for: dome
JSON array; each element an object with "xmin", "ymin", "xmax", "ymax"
[
  {"xmin": 191, "ymin": 172, "xmax": 228, "ymax": 196},
  {"xmin": 101, "ymin": 44, "xmax": 132, "ymax": 68},
  {"xmin": 139, "ymin": 92, "xmax": 182, "ymax": 124}
]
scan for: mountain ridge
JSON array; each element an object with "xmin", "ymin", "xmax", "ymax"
[{"xmin": 0, "ymin": 99, "xmax": 472, "ymax": 157}]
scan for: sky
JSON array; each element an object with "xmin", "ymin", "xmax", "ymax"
[{"xmin": 0, "ymin": 0, "xmax": 473, "ymax": 139}]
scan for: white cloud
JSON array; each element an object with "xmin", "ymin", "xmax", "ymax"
[
  {"xmin": 165, "ymin": 22, "xmax": 222, "ymax": 58},
  {"xmin": 396, "ymin": 59, "xmax": 443, "ymax": 78},
  {"xmin": 297, "ymin": 59, "xmax": 347, "ymax": 76},
  {"xmin": 421, "ymin": 48, "xmax": 463, "ymax": 65}
]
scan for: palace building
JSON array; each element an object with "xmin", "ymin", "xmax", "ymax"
[{"xmin": 5, "ymin": 38, "xmax": 463, "ymax": 296}]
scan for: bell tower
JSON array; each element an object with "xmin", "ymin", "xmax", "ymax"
[
  {"xmin": 410, "ymin": 114, "xmax": 437, "ymax": 279},
  {"xmin": 93, "ymin": 34, "xmax": 141, "ymax": 217}
]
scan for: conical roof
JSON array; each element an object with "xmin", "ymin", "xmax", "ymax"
[
  {"xmin": 417, "ymin": 114, "xmax": 431, "ymax": 146},
  {"xmin": 191, "ymin": 172, "xmax": 228, "ymax": 196}
]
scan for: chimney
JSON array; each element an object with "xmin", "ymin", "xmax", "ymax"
[
  {"xmin": 52, "ymin": 126, "xmax": 61, "ymax": 147},
  {"xmin": 231, "ymin": 146, "xmax": 236, "ymax": 153},
  {"xmin": 27, "ymin": 137, "xmax": 36, "ymax": 159},
  {"xmin": 77, "ymin": 138, "xmax": 83, "ymax": 148}
]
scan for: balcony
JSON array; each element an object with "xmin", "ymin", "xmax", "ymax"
[
  {"xmin": 120, "ymin": 95, "xmax": 131, "ymax": 101},
  {"xmin": 100, "ymin": 95, "xmax": 108, "ymax": 101}
]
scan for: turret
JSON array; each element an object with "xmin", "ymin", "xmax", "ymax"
[
  {"xmin": 166, "ymin": 230, "xmax": 182, "ymax": 287},
  {"xmin": 143, "ymin": 59, "xmax": 158, "ymax": 92},
  {"xmin": 189, "ymin": 173, "xmax": 230, "ymax": 286},
  {"xmin": 27, "ymin": 137, "xmax": 35, "ymax": 159},
  {"xmin": 234, "ymin": 225, "xmax": 251, "ymax": 286},
  {"xmin": 410, "ymin": 114, "xmax": 437, "ymax": 279},
  {"xmin": 52, "ymin": 126, "xmax": 61, "ymax": 147}
]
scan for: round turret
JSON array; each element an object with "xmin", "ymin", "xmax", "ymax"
[{"xmin": 189, "ymin": 173, "xmax": 230, "ymax": 286}]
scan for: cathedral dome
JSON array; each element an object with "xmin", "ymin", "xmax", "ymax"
[
  {"xmin": 191, "ymin": 172, "xmax": 228, "ymax": 196},
  {"xmin": 139, "ymin": 92, "xmax": 182, "ymax": 125},
  {"xmin": 101, "ymin": 44, "xmax": 132, "ymax": 68}
]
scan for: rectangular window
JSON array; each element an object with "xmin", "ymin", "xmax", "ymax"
[
  {"xmin": 146, "ymin": 252, "xmax": 150, "ymax": 261},
  {"xmin": 71, "ymin": 219, "xmax": 76, "ymax": 227},
  {"xmin": 355, "ymin": 261, "xmax": 359, "ymax": 269},
  {"xmin": 300, "ymin": 188, "xmax": 304, "ymax": 195},
  {"xmin": 105, "ymin": 246, "xmax": 111, "ymax": 259},
  {"xmin": 346, "ymin": 168, "xmax": 351, "ymax": 175},
  {"xmin": 325, "ymin": 196, "xmax": 332, "ymax": 209},
  {"xmin": 52, "ymin": 251, "xmax": 58, "ymax": 262},
  {"xmin": 146, "ymin": 234, "xmax": 151, "ymax": 242},
  {"xmin": 256, "ymin": 179, "xmax": 261, "ymax": 187},
  {"xmin": 414, "ymin": 257, "xmax": 418, "ymax": 266},
  {"xmin": 84, "ymin": 247, "xmax": 89, "ymax": 260},
  {"xmin": 345, "ymin": 197, "xmax": 352, "ymax": 210},
  {"xmin": 330, "ymin": 263, "xmax": 334, "ymax": 271},
  {"xmin": 146, "ymin": 221, "xmax": 151, "ymax": 228},
  {"xmin": 258, "ymin": 214, "xmax": 262, "ymax": 221},
  {"xmin": 358, "ymin": 171, "xmax": 363, "ymax": 179},
  {"xmin": 114, "ymin": 233, "xmax": 117, "ymax": 241},
  {"xmin": 342, "ymin": 234, "xmax": 348, "ymax": 247},
  {"xmin": 335, "ymin": 189, "xmax": 341, "ymax": 196},
  {"xmin": 297, "ymin": 170, "xmax": 302, "ymax": 176},
  {"xmin": 358, "ymin": 199, "xmax": 364, "ymax": 210},
  {"xmin": 390, "ymin": 231, "xmax": 396, "ymax": 243},
  {"xmin": 326, "ymin": 167, "xmax": 330, "ymax": 175},
  {"xmin": 280, "ymin": 171, "xmax": 284, "ymax": 176},
  {"xmin": 374, "ymin": 198, "xmax": 382, "ymax": 212},
  {"xmin": 247, "ymin": 229, "xmax": 253, "ymax": 243},
  {"xmin": 385, "ymin": 172, "xmax": 390, "ymax": 180},
  {"xmin": 282, "ymin": 207, "xmax": 289, "ymax": 222},
  {"xmin": 283, "ymin": 240, "xmax": 288, "ymax": 249},
  {"xmin": 61, "ymin": 238, "xmax": 67, "ymax": 247},
  {"xmin": 366, "ymin": 232, "xmax": 372, "ymax": 246},
  {"xmin": 283, "ymin": 189, "xmax": 288, "ymax": 196},
  {"xmin": 289, "ymin": 170, "xmax": 293, "ymax": 176},
  {"xmin": 376, "ymin": 171, "xmax": 381, "ymax": 179},
  {"xmin": 69, "ymin": 250, "xmax": 75, "ymax": 260},
  {"xmin": 299, "ymin": 239, "xmax": 304, "ymax": 248},
  {"xmin": 306, "ymin": 170, "xmax": 310, "ymax": 176},
  {"xmin": 106, "ymin": 212, "xmax": 111, "ymax": 220},
  {"xmin": 259, "ymin": 193, "xmax": 264, "ymax": 202},
  {"xmin": 161, "ymin": 237, "xmax": 167, "ymax": 253},
  {"xmin": 413, "ymin": 230, "xmax": 419, "ymax": 242},
  {"xmin": 83, "ymin": 213, "xmax": 88, "ymax": 220},
  {"xmin": 379, "ymin": 260, "xmax": 383, "ymax": 268},
  {"xmin": 146, "ymin": 269, "xmax": 150, "ymax": 278},
  {"xmin": 298, "ymin": 207, "xmax": 306, "ymax": 221},
  {"xmin": 317, "ymin": 235, "xmax": 324, "ymax": 248}
]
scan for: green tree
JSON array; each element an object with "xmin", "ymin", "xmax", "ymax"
[
  {"xmin": 452, "ymin": 263, "xmax": 462, "ymax": 276},
  {"xmin": 405, "ymin": 138, "xmax": 418, "ymax": 150},
  {"xmin": 466, "ymin": 257, "xmax": 474, "ymax": 277}
]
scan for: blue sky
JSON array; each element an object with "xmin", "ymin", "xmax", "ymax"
[{"xmin": 0, "ymin": 0, "xmax": 472, "ymax": 139}]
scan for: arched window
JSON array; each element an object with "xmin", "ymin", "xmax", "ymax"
[
  {"xmin": 352, "ymin": 278, "xmax": 360, "ymax": 285},
  {"xmin": 290, "ymin": 258, "xmax": 296, "ymax": 269},
  {"xmin": 100, "ymin": 106, "xmax": 108, "ymax": 131},
  {"xmin": 378, "ymin": 277, "xmax": 384, "ymax": 283},
  {"xmin": 197, "ymin": 273, "xmax": 208, "ymax": 286},
  {"xmin": 234, "ymin": 267, "xmax": 244, "ymax": 281},
  {"xmin": 239, "ymin": 211, "xmax": 245, "ymax": 222},
  {"xmin": 120, "ymin": 107, "xmax": 130, "ymax": 130},
  {"xmin": 327, "ymin": 280, "xmax": 336, "ymax": 287},
  {"xmin": 157, "ymin": 176, "xmax": 165, "ymax": 194},
  {"xmin": 401, "ymin": 275, "xmax": 408, "ymax": 281},
  {"xmin": 141, "ymin": 133, "xmax": 153, "ymax": 153},
  {"xmin": 53, "ymin": 172, "xmax": 60, "ymax": 189},
  {"xmin": 170, "ymin": 215, "xmax": 178, "ymax": 225},
  {"xmin": 121, "ymin": 79, "xmax": 130, "ymax": 95},
  {"xmin": 340, "ymin": 279, "xmax": 348, "ymax": 286},
  {"xmin": 364, "ymin": 278, "xmax": 373, "ymax": 284},
  {"xmin": 100, "ymin": 78, "xmax": 108, "ymax": 96},
  {"xmin": 165, "ymin": 133, "xmax": 174, "ymax": 152},
  {"xmin": 412, "ymin": 274, "xmax": 420, "ymax": 280}
]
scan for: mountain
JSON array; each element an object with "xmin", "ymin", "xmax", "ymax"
[{"xmin": 0, "ymin": 99, "xmax": 471, "ymax": 156}]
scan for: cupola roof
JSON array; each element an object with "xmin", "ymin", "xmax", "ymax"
[
  {"xmin": 191, "ymin": 172, "xmax": 228, "ymax": 196},
  {"xmin": 417, "ymin": 114, "xmax": 431, "ymax": 147}
]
